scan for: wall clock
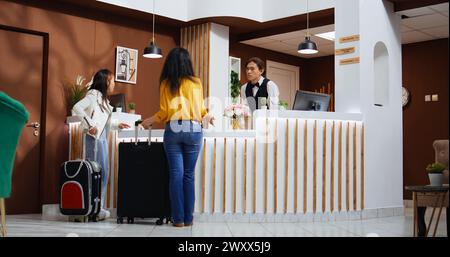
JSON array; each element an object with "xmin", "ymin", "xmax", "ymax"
[{"xmin": 402, "ymin": 87, "xmax": 410, "ymax": 107}]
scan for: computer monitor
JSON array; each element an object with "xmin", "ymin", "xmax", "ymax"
[
  {"xmin": 292, "ymin": 90, "xmax": 330, "ymax": 111},
  {"xmin": 109, "ymin": 93, "xmax": 126, "ymax": 112}
]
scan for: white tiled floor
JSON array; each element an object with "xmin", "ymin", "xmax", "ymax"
[{"xmin": 2, "ymin": 208, "xmax": 447, "ymax": 237}]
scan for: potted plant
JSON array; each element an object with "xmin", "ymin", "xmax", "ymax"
[
  {"xmin": 63, "ymin": 75, "xmax": 89, "ymax": 115},
  {"xmin": 279, "ymin": 100, "xmax": 289, "ymax": 110},
  {"xmin": 426, "ymin": 162, "xmax": 447, "ymax": 186},
  {"xmin": 230, "ymin": 70, "xmax": 241, "ymax": 104},
  {"xmin": 128, "ymin": 102, "xmax": 136, "ymax": 114}
]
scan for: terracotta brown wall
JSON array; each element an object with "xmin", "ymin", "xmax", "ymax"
[
  {"xmin": 229, "ymin": 43, "xmax": 306, "ymax": 87},
  {"xmin": 0, "ymin": 1, "xmax": 179, "ymax": 205},
  {"xmin": 402, "ymin": 39, "xmax": 449, "ymax": 199},
  {"xmin": 302, "ymin": 56, "xmax": 334, "ymax": 93}
]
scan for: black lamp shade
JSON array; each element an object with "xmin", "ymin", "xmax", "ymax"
[
  {"xmin": 298, "ymin": 36, "xmax": 318, "ymax": 54},
  {"xmin": 143, "ymin": 42, "xmax": 162, "ymax": 58}
]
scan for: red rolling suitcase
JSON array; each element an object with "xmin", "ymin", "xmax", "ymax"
[{"xmin": 60, "ymin": 132, "xmax": 101, "ymax": 222}]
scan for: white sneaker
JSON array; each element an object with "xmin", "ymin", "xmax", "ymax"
[{"xmin": 98, "ymin": 209, "xmax": 111, "ymax": 221}]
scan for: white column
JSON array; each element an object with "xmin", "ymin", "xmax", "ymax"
[
  {"xmin": 359, "ymin": 0, "xmax": 403, "ymax": 210},
  {"xmin": 335, "ymin": 0, "xmax": 403, "ymax": 210},
  {"xmin": 335, "ymin": 0, "xmax": 360, "ymax": 113},
  {"xmin": 208, "ymin": 23, "xmax": 230, "ymax": 131}
]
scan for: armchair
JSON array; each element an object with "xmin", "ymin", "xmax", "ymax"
[{"xmin": 0, "ymin": 91, "xmax": 29, "ymax": 236}]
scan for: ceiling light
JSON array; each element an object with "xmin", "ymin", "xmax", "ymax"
[
  {"xmin": 143, "ymin": 0, "xmax": 162, "ymax": 59},
  {"xmin": 315, "ymin": 31, "xmax": 335, "ymax": 41},
  {"xmin": 298, "ymin": 0, "xmax": 318, "ymax": 55}
]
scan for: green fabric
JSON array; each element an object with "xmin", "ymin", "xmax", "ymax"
[{"xmin": 0, "ymin": 91, "xmax": 29, "ymax": 197}]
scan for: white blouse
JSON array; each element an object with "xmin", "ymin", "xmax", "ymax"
[{"xmin": 72, "ymin": 90, "xmax": 119, "ymax": 138}]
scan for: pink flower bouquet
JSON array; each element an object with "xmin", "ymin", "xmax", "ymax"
[{"xmin": 223, "ymin": 103, "xmax": 251, "ymax": 119}]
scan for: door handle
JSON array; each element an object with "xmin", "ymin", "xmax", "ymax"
[{"xmin": 26, "ymin": 122, "xmax": 40, "ymax": 129}]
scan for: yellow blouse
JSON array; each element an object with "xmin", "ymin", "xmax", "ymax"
[{"xmin": 154, "ymin": 77, "xmax": 208, "ymax": 123}]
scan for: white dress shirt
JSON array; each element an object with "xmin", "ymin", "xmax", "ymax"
[{"xmin": 240, "ymin": 76, "xmax": 279, "ymax": 110}]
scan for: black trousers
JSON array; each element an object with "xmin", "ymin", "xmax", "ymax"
[{"xmin": 417, "ymin": 207, "xmax": 449, "ymax": 237}]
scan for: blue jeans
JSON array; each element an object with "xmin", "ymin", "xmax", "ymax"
[
  {"xmin": 164, "ymin": 120, "xmax": 203, "ymax": 224},
  {"xmin": 85, "ymin": 128, "xmax": 109, "ymax": 209}
]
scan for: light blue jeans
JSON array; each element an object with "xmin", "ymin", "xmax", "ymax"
[
  {"xmin": 164, "ymin": 120, "xmax": 203, "ymax": 224},
  {"xmin": 85, "ymin": 128, "xmax": 109, "ymax": 209}
]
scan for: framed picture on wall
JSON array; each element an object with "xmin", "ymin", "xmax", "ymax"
[{"xmin": 115, "ymin": 46, "xmax": 138, "ymax": 84}]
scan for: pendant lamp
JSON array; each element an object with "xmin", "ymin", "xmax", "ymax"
[
  {"xmin": 143, "ymin": 0, "xmax": 162, "ymax": 58},
  {"xmin": 298, "ymin": 0, "xmax": 318, "ymax": 55}
]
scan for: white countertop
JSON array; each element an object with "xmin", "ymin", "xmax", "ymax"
[
  {"xmin": 68, "ymin": 110, "xmax": 363, "ymax": 140},
  {"xmin": 118, "ymin": 129, "xmax": 256, "ymax": 139},
  {"xmin": 66, "ymin": 112, "xmax": 141, "ymax": 125},
  {"xmin": 253, "ymin": 110, "xmax": 363, "ymax": 121}
]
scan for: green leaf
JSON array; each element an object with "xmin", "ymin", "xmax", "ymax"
[
  {"xmin": 426, "ymin": 162, "xmax": 448, "ymax": 173},
  {"xmin": 64, "ymin": 75, "xmax": 88, "ymax": 110},
  {"xmin": 230, "ymin": 70, "xmax": 241, "ymax": 99}
]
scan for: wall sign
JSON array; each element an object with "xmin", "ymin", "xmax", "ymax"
[
  {"xmin": 335, "ymin": 47, "xmax": 356, "ymax": 55},
  {"xmin": 340, "ymin": 57, "xmax": 360, "ymax": 65},
  {"xmin": 339, "ymin": 35, "xmax": 360, "ymax": 43}
]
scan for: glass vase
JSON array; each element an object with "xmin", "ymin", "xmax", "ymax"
[{"xmin": 231, "ymin": 117, "xmax": 241, "ymax": 130}]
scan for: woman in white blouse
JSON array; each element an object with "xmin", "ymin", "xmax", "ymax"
[{"xmin": 72, "ymin": 69, "xmax": 130, "ymax": 220}]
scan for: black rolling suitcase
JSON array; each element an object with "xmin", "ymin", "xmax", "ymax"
[
  {"xmin": 116, "ymin": 121, "xmax": 171, "ymax": 225},
  {"xmin": 60, "ymin": 133, "xmax": 102, "ymax": 222}
]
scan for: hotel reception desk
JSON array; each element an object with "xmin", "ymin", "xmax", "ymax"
[{"xmin": 67, "ymin": 110, "xmax": 365, "ymax": 221}]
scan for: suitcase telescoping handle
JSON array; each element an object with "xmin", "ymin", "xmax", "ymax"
[
  {"xmin": 82, "ymin": 117, "xmax": 98, "ymax": 161},
  {"xmin": 134, "ymin": 120, "xmax": 152, "ymax": 146}
]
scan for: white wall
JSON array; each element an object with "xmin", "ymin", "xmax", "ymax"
[
  {"xmin": 334, "ymin": 0, "xmax": 360, "ymax": 113},
  {"xmin": 262, "ymin": 0, "xmax": 335, "ymax": 22},
  {"xmin": 97, "ymin": 0, "xmax": 335, "ymax": 22},
  {"xmin": 96, "ymin": 0, "xmax": 189, "ymax": 21},
  {"xmin": 188, "ymin": 0, "xmax": 262, "ymax": 22},
  {"xmin": 208, "ymin": 23, "xmax": 230, "ymax": 131}
]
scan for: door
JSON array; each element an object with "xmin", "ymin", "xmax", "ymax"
[
  {"xmin": 0, "ymin": 27, "xmax": 44, "ymax": 214},
  {"xmin": 266, "ymin": 60, "xmax": 300, "ymax": 109}
]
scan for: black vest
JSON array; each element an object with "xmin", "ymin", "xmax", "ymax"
[{"xmin": 245, "ymin": 78, "xmax": 270, "ymax": 111}]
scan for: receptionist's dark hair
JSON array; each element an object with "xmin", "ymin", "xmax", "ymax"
[{"xmin": 245, "ymin": 57, "xmax": 265, "ymax": 73}]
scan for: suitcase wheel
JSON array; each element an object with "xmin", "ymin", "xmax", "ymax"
[
  {"xmin": 117, "ymin": 217, "xmax": 124, "ymax": 224},
  {"xmin": 156, "ymin": 218, "xmax": 163, "ymax": 225},
  {"xmin": 127, "ymin": 217, "xmax": 134, "ymax": 224}
]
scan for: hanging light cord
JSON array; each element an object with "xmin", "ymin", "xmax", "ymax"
[
  {"xmin": 152, "ymin": 0, "xmax": 155, "ymax": 43},
  {"xmin": 306, "ymin": 0, "xmax": 310, "ymax": 37}
]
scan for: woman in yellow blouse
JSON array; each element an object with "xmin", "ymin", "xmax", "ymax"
[{"xmin": 142, "ymin": 47, "xmax": 214, "ymax": 227}]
